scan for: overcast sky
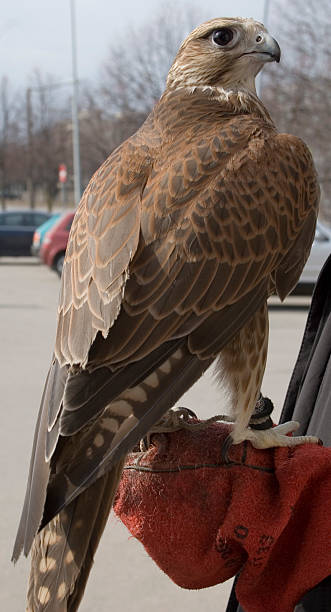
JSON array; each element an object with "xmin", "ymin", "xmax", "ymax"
[{"xmin": 2, "ymin": 0, "xmax": 268, "ymax": 91}]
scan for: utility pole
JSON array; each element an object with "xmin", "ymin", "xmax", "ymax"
[
  {"xmin": 70, "ymin": 0, "xmax": 82, "ymax": 206},
  {"xmin": 263, "ymin": 0, "xmax": 271, "ymax": 28},
  {"xmin": 26, "ymin": 87, "xmax": 35, "ymax": 208}
]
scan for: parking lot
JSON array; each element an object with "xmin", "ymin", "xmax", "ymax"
[{"xmin": 0, "ymin": 259, "xmax": 311, "ymax": 611}]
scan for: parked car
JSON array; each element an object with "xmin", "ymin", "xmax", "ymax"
[
  {"xmin": 31, "ymin": 213, "xmax": 61, "ymax": 256},
  {"xmin": 41, "ymin": 211, "xmax": 75, "ymax": 276},
  {"xmin": 0, "ymin": 210, "xmax": 51, "ymax": 256},
  {"xmin": 296, "ymin": 220, "xmax": 331, "ymax": 292}
]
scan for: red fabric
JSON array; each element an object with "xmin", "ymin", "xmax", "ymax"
[{"xmin": 113, "ymin": 421, "xmax": 331, "ymax": 612}]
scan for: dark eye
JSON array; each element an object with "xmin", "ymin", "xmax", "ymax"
[{"xmin": 212, "ymin": 28, "xmax": 234, "ymax": 47}]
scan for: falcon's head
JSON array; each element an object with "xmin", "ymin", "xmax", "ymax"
[{"xmin": 167, "ymin": 17, "xmax": 280, "ymax": 94}]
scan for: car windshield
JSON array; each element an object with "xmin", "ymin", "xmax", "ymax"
[{"xmin": 0, "ymin": 212, "xmax": 26, "ymax": 225}]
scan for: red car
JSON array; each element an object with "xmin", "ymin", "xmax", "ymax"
[{"xmin": 41, "ymin": 211, "xmax": 75, "ymax": 276}]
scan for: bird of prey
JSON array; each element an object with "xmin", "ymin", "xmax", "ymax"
[{"xmin": 13, "ymin": 17, "xmax": 319, "ymax": 611}]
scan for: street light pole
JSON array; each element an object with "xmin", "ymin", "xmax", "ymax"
[
  {"xmin": 70, "ymin": 0, "xmax": 82, "ymax": 206},
  {"xmin": 263, "ymin": 0, "xmax": 271, "ymax": 28}
]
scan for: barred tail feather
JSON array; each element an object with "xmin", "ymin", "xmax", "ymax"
[{"xmin": 26, "ymin": 460, "xmax": 124, "ymax": 612}]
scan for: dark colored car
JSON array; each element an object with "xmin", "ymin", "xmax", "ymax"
[
  {"xmin": 0, "ymin": 210, "xmax": 51, "ymax": 256},
  {"xmin": 41, "ymin": 211, "xmax": 75, "ymax": 276}
]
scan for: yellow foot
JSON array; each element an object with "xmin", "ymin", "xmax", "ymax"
[{"xmin": 232, "ymin": 421, "xmax": 321, "ymax": 449}]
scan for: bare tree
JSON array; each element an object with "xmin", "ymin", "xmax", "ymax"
[
  {"xmin": 75, "ymin": 2, "xmax": 202, "ymax": 172},
  {"xmin": 0, "ymin": 5, "xmax": 228, "ymax": 204},
  {"xmin": 262, "ymin": 0, "xmax": 331, "ymax": 221},
  {"xmin": 0, "ymin": 77, "xmax": 10, "ymax": 210},
  {"xmin": 0, "ymin": 78, "xmax": 22, "ymax": 209},
  {"xmin": 78, "ymin": 90, "xmax": 147, "ymax": 185},
  {"xmin": 100, "ymin": 4, "xmax": 201, "ymax": 116},
  {"xmin": 27, "ymin": 71, "xmax": 71, "ymax": 210},
  {"xmin": 74, "ymin": 3, "xmax": 204, "ymax": 188}
]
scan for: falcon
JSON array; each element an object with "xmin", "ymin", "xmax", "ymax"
[{"xmin": 13, "ymin": 17, "xmax": 319, "ymax": 611}]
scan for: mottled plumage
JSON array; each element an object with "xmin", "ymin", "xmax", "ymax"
[{"xmin": 13, "ymin": 17, "xmax": 319, "ymax": 611}]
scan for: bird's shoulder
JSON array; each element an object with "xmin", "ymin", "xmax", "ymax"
[{"xmin": 139, "ymin": 88, "xmax": 278, "ymax": 241}]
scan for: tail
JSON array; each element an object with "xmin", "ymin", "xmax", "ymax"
[
  {"xmin": 24, "ymin": 344, "xmax": 214, "ymax": 610},
  {"xmin": 26, "ymin": 459, "xmax": 124, "ymax": 612}
]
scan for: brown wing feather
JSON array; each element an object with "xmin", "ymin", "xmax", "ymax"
[
  {"xmin": 85, "ymin": 107, "xmax": 318, "ymax": 371},
  {"xmin": 55, "ymin": 138, "xmax": 153, "ymax": 367}
]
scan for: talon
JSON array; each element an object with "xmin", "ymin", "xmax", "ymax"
[
  {"xmin": 140, "ymin": 433, "xmax": 152, "ymax": 451},
  {"xmin": 241, "ymin": 421, "xmax": 320, "ymax": 449},
  {"xmin": 221, "ymin": 434, "xmax": 234, "ymax": 464}
]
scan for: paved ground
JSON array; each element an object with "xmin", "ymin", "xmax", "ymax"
[{"xmin": 0, "ymin": 259, "xmax": 311, "ymax": 611}]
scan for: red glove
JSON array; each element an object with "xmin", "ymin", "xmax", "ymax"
[{"xmin": 114, "ymin": 420, "xmax": 331, "ymax": 612}]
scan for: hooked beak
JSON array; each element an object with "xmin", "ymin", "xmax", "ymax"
[{"xmin": 243, "ymin": 32, "xmax": 281, "ymax": 63}]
